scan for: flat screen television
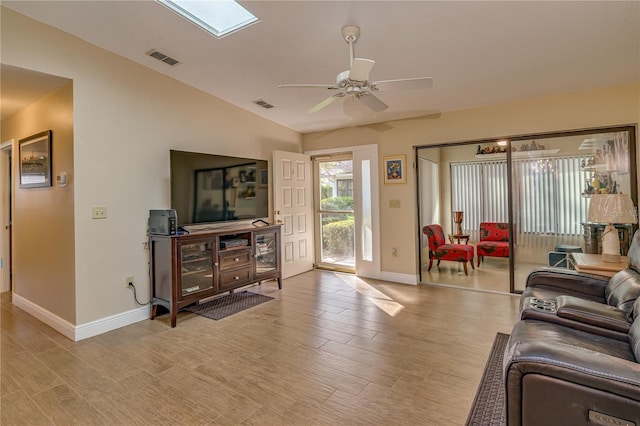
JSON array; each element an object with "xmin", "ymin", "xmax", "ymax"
[{"xmin": 170, "ymin": 150, "xmax": 269, "ymax": 228}]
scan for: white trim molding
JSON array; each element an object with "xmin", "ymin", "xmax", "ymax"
[
  {"xmin": 376, "ymin": 271, "xmax": 418, "ymax": 285},
  {"xmin": 75, "ymin": 305, "xmax": 151, "ymax": 341},
  {"xmin": 11, "ymin": 293, "xmax": 150, "ymax": 341}
]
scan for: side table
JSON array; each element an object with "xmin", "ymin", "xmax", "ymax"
[
  {"xmin": 448, "ymin": 234, "xmax": 470, "ymax": 245},
  {"xmin": 571, "ymin": 253, "xmax": 627, "ymax": 277}
]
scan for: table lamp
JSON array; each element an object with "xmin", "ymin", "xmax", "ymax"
[{"xmin": 587, "ymin": 194, "xmax": 637, "ymax": 262}]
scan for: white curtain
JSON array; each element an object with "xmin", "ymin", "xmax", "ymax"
[{"xmin": 451, "ymin": 155, "xmax": 589, "ymax": 247}]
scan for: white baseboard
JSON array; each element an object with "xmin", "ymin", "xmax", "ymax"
[
  {"xmin": 11, "ymin": 293, "xmax": 150, "ymax": 341},
  {"xmin": 12, "ymin": 294, "xmax": 76, "ymax": 340},
  {"xmin": 376, "ymin": 271, "xmax": 418, "ymax": 285},
  {"xmin": 75, "ymin": 305, "xmax": 150, "ymax": 341}
]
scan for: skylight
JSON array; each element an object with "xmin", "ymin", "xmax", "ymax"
[{"xmin": 157, "ymin": 0, "xmax": 259, "ymax": 38}]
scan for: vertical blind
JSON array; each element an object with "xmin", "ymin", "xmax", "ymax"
[{"xmin": 451, "ymin": 155, "xmax": 590, "ymax": 244}]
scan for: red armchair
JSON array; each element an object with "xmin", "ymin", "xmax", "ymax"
[
  {"xmin": 423, "ymin": 224, "xmax": 475, "ymax": 275},
  {"xmin": 477, "ymin": 222, "xmax": 511, "ymax": 266}
]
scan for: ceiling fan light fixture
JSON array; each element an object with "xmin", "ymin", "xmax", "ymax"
[{"xmin": 279, "ymin": 24, "xmax": 433, "ymax": 115}]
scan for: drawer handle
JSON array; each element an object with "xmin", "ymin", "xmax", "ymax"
[
  {"xmin": 234, "ymin": 276, "xmax": 240, "ymax": 280},
  {"xmin": 234, "ymin": 258, "xmax": 239, "ymax": 262}
]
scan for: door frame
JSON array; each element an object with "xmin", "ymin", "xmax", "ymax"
[
  {"xmin": 312, "ymin": 152, "xmax": 355, "ymax": 272},
  {"xmin": 306, "ymin": 144, "xmax": 380, "ymax": 279},
  {"xmin": 0, "ymin": 139, "xmax": 13, "ymax": 293}
]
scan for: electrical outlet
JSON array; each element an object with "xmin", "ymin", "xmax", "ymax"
[{"xmin": 125, "ymin": 275, "xmax": 134, "ymax": 288}]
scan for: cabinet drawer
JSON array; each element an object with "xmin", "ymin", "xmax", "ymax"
[
  {"xmin": 219, "ymin": 267, "xmax": 252, "ymax": 290},
  {"xmin": 219, "ymin": 249, "xmax": 252, "ymax": 270}
]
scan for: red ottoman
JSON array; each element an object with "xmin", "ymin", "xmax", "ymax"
[{"xmin": 424, "ymin": 224, "xmax": 475, "ymax": 275}]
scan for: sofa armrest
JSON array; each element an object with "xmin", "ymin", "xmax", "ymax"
[
  {"xmin": 505, "ymin": 333, "xmax": 640, "ymax": 425},
  {"xmin": 556, "ymin": 295, "xmax": 632, "ymax": 333},
  {"xmin": 525, "ymin": 267, "xmax": 609, "ymax": 300}
]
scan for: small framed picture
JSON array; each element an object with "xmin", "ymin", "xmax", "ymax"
[
  {"xmin": 383, "ymin": 155, "xmax": 406, "ymax": 184},
  {"xmin": 259, "ymin": 168, "xmax": 268, "ymax": 187},
  {"xmin": 19, "ymin": 130, "xmax": 52, "ymax": 188}
]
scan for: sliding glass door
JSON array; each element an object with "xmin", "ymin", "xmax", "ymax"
[{"xmin": 417, "ymin": 125, "xmax": 637, "ymax": 293}]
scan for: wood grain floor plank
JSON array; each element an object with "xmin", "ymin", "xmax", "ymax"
[
  {"xmin": 0, "ymin": 270, "xmax": 520, "ymax": 425},
  {"xmin": 1, "ymin": 390, "xmax": 53, "ymax": 426}
]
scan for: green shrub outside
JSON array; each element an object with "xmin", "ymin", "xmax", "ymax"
[
  {"xmin": 321, "ymin": 196, "xmax": 354, "ymax": 211},
  {"xmin": 322, "ymin": 218, "xmax": 354, "ymax": 257}
]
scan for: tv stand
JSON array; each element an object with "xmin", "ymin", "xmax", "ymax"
[{"xmin": 149, "ymin": 223, "xmax": 281, "ymax": 327}]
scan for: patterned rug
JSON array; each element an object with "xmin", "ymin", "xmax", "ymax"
[
  {"xmin": 185, "ymin": 291, "xmax": 274, "ymax": 320},
  {"xmin": 465, "ymin": 332, "xmax": 510, "ymax": 426}
]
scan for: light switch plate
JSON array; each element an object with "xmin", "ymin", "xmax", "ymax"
[
  {"xmin": 389, "ymin": 200, "xmax": 401, "ymax": 208},
  {"xmin": 92, "ymin": 206, "xmax": 107, "ymax": 219}
]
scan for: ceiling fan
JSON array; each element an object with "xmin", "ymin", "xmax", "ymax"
[{"xmin": 278, "ymin": 25, "xmax": 433, "ymax": 114}]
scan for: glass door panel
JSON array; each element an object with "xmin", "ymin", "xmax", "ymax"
[
  {"xmin": 180, "ymin": 241, "xmax": 214, "ymax": 297},
  {"xmin": 315, "ymin": 156, "xmax": 355, "ymax": 271},
  {"xmin": 510, "ymin": 130, "xmax": 636, "ymax": 292},
  {"xmin": 255, "ymin": 230, "xmax": 278, "ymax": 276}
]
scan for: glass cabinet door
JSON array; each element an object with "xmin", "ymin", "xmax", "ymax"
[
  {"xmin": 179, "ymin": 241, "xmax": 215, "ymax": 297},
  {"xmin": 254, "ymin": 231, "xmax": 278, "ymax": 275}
]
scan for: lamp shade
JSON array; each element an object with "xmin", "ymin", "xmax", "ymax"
[{"xmin": 587, "ymin": 194, "xmax": 637, "ymax": 225}]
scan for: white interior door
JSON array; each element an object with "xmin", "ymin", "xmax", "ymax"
[{"xmin": 273, "ymin": 151, "xmax": 313, "ymax": 279}]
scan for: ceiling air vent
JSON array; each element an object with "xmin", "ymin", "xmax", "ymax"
[
  {"xmin": 253, "ymin": 99, "xmax": 274, "ymax": 109},
  {"xmin": 146, "ymin": 49, "xmax": 180, "ymax": 66}
]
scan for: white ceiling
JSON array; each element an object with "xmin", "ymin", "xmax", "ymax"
[{"xmin": 2, "ymin": 1, "xmax": 639, "ymax": 133}]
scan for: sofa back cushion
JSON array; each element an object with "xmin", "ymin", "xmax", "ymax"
[
  {"xmin": 423, "ymin": 224, "xmax": 445, "ymax": 250},
  {"xmin": 479, "ymin": 222, "xmax": 509, "ymax": 242},
  {"xmin": 605, "ymin": 268, "xmax": 640, "ymax": 319},
  {"xmin": 627, "ymin": 230, "xmax": 640, "ymax": 274},
  {"xmin": 629, "ymin": 299, "xmax": 640, "ymax": 361}
]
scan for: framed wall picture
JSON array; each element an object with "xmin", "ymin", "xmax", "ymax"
[
  {"xmin": 19, "ymin": 130, "xmax": 52, "ymax": 188},
  {"xmin": 383, "ymin": 155, "xmax": 406, "ymax": 184},
  {"xmin": 259, "ymin": 168, "xmax": 268, "ymax": 187}
]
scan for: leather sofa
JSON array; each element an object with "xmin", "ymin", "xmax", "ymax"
[
  {"xmin": 519, "ymin": 230, "xmax": 640, "ymax": 341},
  {"xmin": 503, "ymin": 230, "xmax": 640, "ymax": 425}
]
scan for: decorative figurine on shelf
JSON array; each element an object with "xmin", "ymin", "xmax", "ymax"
[{"xmin": 477, "ymin": 145, "xmax": 482, "ymax": 155}]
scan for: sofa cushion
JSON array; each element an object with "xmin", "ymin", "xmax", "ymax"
[
  {"xmin": 628, "ymin": 229, "xmax": 640, "ymax": 274},
  {"xmin": 479, "ymin": 222, "xmax": 509, "ymax": 242},
  {"xmin": 423, "ymin": 224, "xmax": 446, "ymax": 249},
  {"xmin": 477, "ymin": 241, "xmax": 509, "ymax": 257},
  {"xmin": 432, "ymin": 244, "xmax": 474, "ymax": 261},
  {"xmin": 605, "ymin": 269, "xmax": 640, "ymax": 319}
]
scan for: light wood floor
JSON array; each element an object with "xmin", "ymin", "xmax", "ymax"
[
  {"xmin": 1, "ymin": 270, "xmax": 520, "ymax": 425},
  {"xmin": 421, "ymin": 257, "xmax": 546, "ymax": 293}
]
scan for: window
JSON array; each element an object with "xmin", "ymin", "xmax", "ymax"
[
  {"xmin": 157, "ymin": 0, "xmax": 259, "ymax": 38},
  {"xmin": 451, "ymin": 155, "xmax": 590, "ymax": 239},
  {"xmin": 336, "ymin": 177, "xmax": 353, "ymax": 197}
]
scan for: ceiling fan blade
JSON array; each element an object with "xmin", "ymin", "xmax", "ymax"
[
  {"xmin": 278, "ymin": 83, "xmax": 338, "ymax": 89},
  {"xmin": 308, "ymin": 93, "xmax": 344, "ymax": 113},
  {"xmin": 372, "ymin": 77, "xmax": 433, "ymax": 91},
  {"xmin": 357, "ymin": 92, "xmax": 388, "ymax": 112},
  {"xmin": 349, "ymin": 58, "xmax": 375, "ymax": 82}
]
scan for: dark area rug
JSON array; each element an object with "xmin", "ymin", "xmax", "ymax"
[
  {"xmin": 185, "ymin": 291, "xmax": 273, "ymax": 320},
  {"xmin": 465, "ymin": 332, "xmax": 510, "ymax": 426}
]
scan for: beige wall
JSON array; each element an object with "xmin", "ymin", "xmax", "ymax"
[
  {"xmin": 303, "ymin": 83, "xmax": 640, "ymax": 278},
  {"xmin": 2, "ymin": 8, "xmax": 302, "ymax": 327},
  {"xmin": 1, "ymin": 83, "xmax": 76, "ymax": 322}
]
